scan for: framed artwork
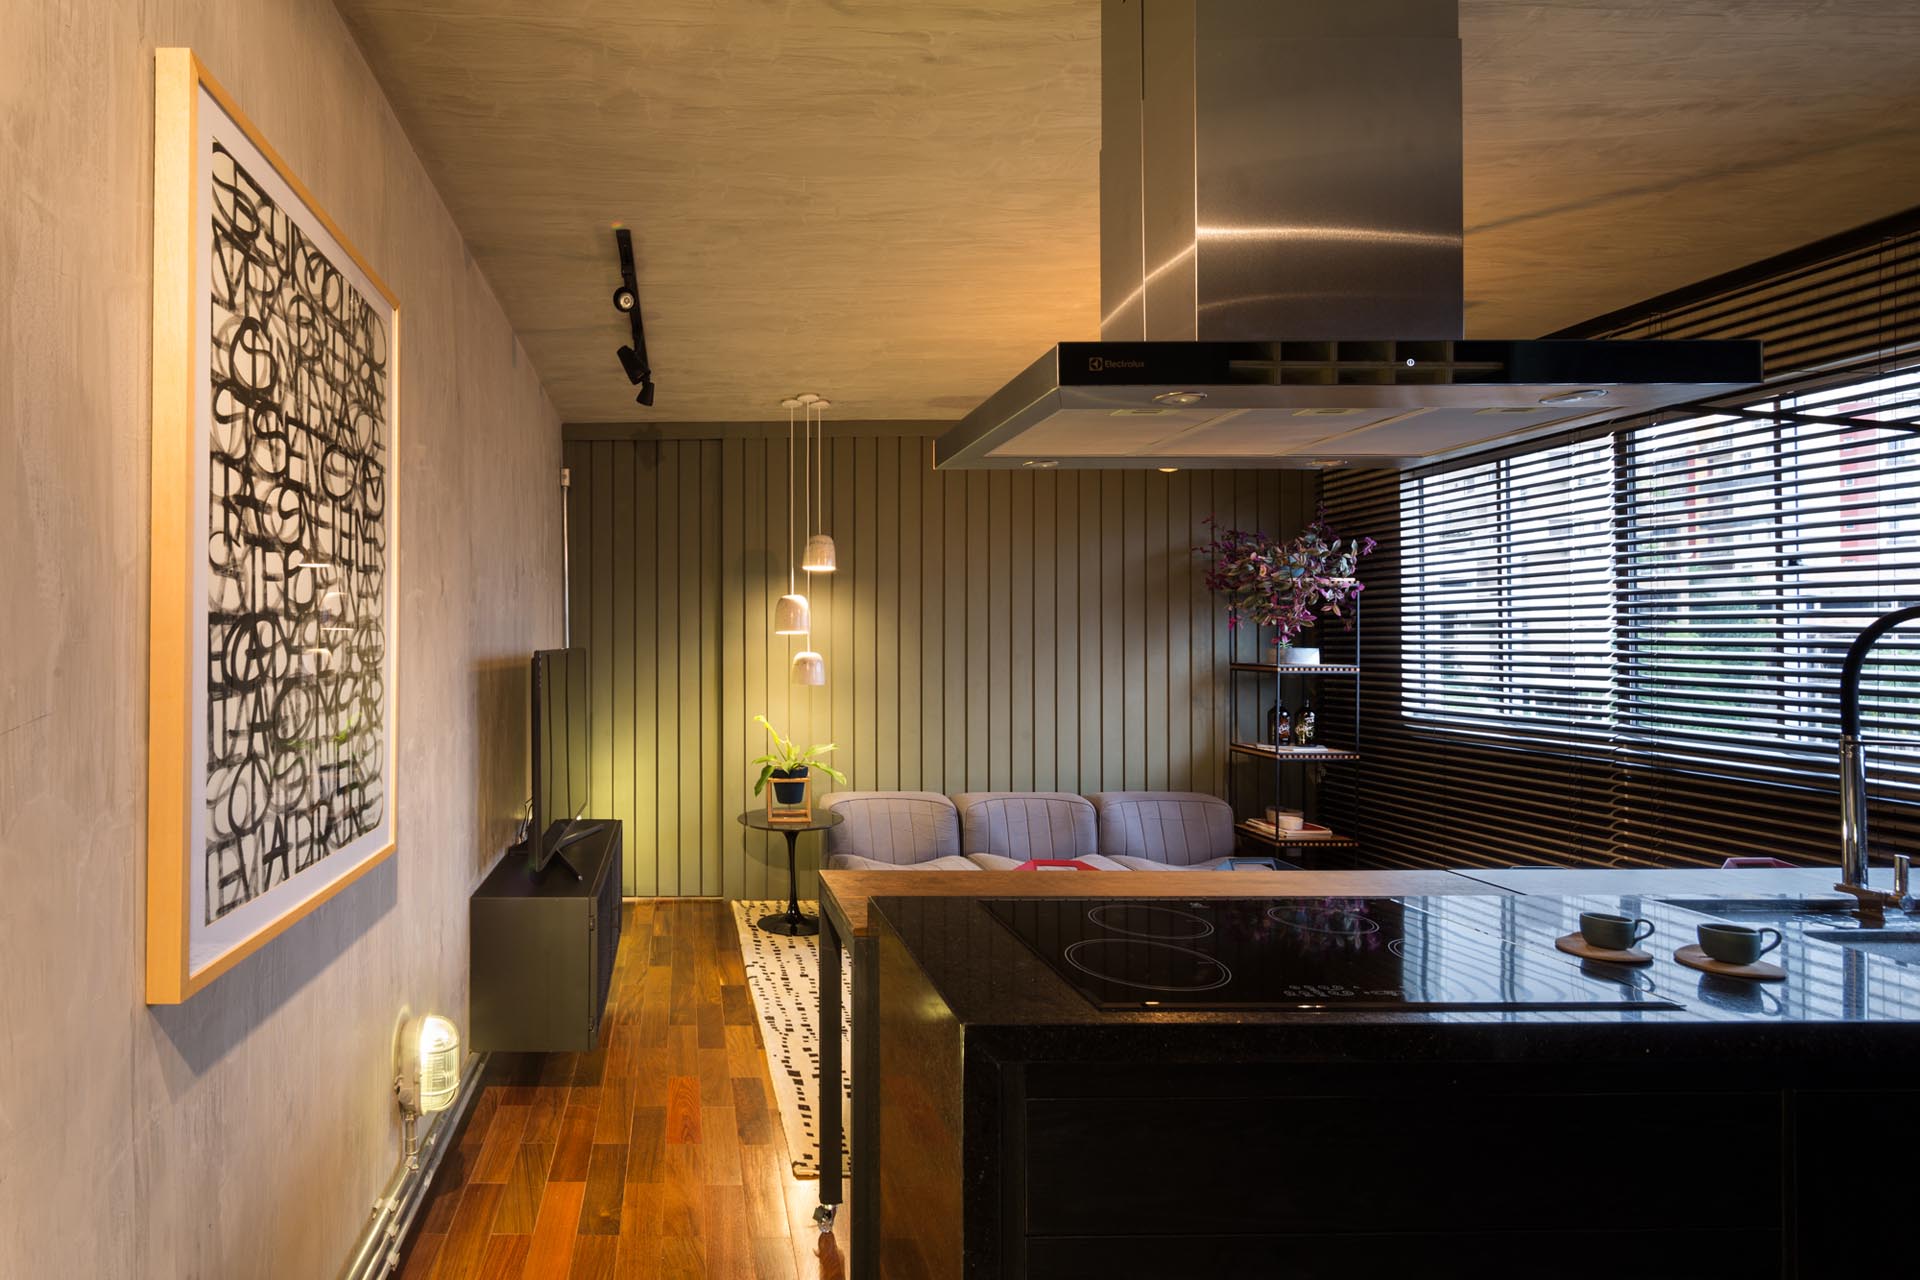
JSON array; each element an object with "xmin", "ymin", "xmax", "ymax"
[{"xmin": 147, "ymin": 50, "xmax": 400, "ymax": 1004}]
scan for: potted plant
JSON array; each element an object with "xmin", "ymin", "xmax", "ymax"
[
  {"xmin": 1196, "ymin": 507, "xmax": 1376, "ymax": 661},
  {"xmin": 751, "ymin": 715, "xmax": 849, "ymax": 807}
]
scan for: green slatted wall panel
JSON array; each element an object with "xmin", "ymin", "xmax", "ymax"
[{"xmin": 563, "ymin": 430, "xmax": 1317, "ymax": 897}]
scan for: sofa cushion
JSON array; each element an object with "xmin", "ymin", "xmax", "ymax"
[
  {"xmin": 819, "ymin": 791, "xmax": 961, "ymax": 866},
  {"xmin": 1110, "ymin": 854, "xmax": 1241, "ymax": 872},
  {"xmin": 965, "ymin": 852, "xmax": 1130, "ymax": 872},
  {"xmin": 952, "ymin": 792, "xmax": 1099, "ymax": 861},
  {"xmin": 825, "ymin": 852, "xmax": 980, "ymax": 872},
  {"xmin": 1088, "ymin": 791, "xmax": 1236, "ymax": 866}
]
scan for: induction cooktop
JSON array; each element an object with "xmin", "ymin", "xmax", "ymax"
[{"xmin": 981, "ymin": 897, "xmax": 1681, "ymax": 1012}]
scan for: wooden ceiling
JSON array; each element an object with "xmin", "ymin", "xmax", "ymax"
[{"xmin": 334, "ymin": 1, "xmax": 1920, "ymax": 423}]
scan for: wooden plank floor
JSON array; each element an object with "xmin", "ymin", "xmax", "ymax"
[{"xmin": 399, "ymin": 900, "xmax": 849, "ymax": 1279}]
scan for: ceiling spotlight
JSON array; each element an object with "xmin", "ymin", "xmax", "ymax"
[
  {"xmin": 618, "ymin": 345, "xmax": 647, "ymax": 385},
  {"xmin": 636, "ymin": 381, "xmax": 655, "ymax": 408},
  {"xmin": 1157, "ymin": 466, "xmax": 1180, "ymax": 473},
  {"xmin": 1022, "ymin": 459, "xmax": 1059, "ymax": 469},
  {"xmin": 612, "ymin": 285, "xmax": 637, "ymax": 313}
]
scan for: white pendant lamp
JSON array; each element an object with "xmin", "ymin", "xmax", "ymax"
[
  {"xmin": 790, "ymin": 648, "xmax": 825, "ymax": 685},
  {"xmin": 774, "ymin": 398, "xmax": 810, "ymax": 635},
  {"xmin": 800, "ymin": 396, "xmax": 838, "ymax": 573}
]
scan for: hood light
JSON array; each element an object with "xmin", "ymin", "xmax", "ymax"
[
  {"xmin": 1539, "ymin": 388, "xmax": 1610, "ymax": 404},
  {"xmin": 1153, "ymin": 390, "xmax": 1207, "ymax": 406},
  {"xmin": 1023, "ymin": 459, "xmax": 1059, "ymax": 469}
]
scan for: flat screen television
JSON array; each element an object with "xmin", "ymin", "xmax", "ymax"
[{"xmin": 529, "ymin": 646, "xmax": 598, "ymax": 877}]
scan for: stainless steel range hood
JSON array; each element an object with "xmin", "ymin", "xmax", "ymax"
[{"xmin": 935, "ymin": 0, "xmax": 1762, "ymax": 471}]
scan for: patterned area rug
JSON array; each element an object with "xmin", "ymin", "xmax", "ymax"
[{"xmin": 730, "ymin": 900, "xmax": 853, "ymax": 1178}]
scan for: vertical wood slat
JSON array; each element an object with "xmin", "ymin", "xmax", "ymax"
[
  {"xmin": 741, "ymin": 441, "xmax": 767, "ymax": 900},
  {"xmin": 1166, "ymin": 472, "xmax": 1191, "ymax": 792},
  {"xmin": 698, "ymin": 440, "xmax": 722, "ymax": 896},
  {"xmin": 654, "ymin": 446, "xmax": 680, "ymax": 897},
  {"xmin": 987, "ymin": 472, "xmax": 1012, "ymax": 792},
  {"xmin": 611, "ymin": 444, "xmax": 636, "ymax": 894},
  {"xmin": 1031, "ymin": 472, "xmax": 1057, "ymax": 794},
  {"xmin": 896, "ymin": 442, "xmax": 923, "ymax": 793},
  {"xmin": 1077, "ymin": 472, "xmax": 1102, "ymax": 793},
  {"xmin": 632, "ymin": 445, "xmax": 658, "ymax": 896},
  {"xmin": 1053, "ymin": 475, "xmax": 1079, "ymax": 792},
  {"xmin": 873, "ymin": 437, "xmax": 900, "ymax": 795},
  {"xmin": 589, "ymin": 442, "xmax": 614, "ymax": 861},
  {"xmin": 563, "ymin": 434, "xmax": 1315, "ymax": 894},
  {"xmin": 965, "ymin": 473, "xmax": 991, "ymax": 793},
  {"xmin": 719, "ymin": 438, "xmax": 746, "ymax": 902}
]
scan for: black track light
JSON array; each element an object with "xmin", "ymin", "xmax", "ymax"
[
  {"xmin": 611, "ymin": 228, "xmax": 655, "ymax": 408},
  {"xmin": 618, "ymin": 344, "xmax": 648, "ymax": 386}
]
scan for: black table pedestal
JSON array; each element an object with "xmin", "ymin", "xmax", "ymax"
[{"xmin": 757, "ymin": 828, "xmax": 819, "ymax": 936}]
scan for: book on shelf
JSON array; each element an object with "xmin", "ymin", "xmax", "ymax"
[{"xmin": 1242, "ymin": 818, "xmax": 1334, "ymax": 839}]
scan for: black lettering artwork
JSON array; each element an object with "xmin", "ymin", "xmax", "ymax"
[{"xmin": 204, "ymin": 141, "xmax": 388, "ymax": 923}]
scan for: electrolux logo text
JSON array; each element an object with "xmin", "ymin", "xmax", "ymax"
[{"xmin": 1089, "ymin": 357, "xmax": 1147, "ymax": 372}]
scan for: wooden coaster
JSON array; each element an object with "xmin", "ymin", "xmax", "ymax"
[
  {"xmin": 1554, "ymin": 933, "xmax": 1653, "ymax": 965},
  {"xmin": 1675, "ymin": 943, "xmax": 1785, "ymax": 982}
]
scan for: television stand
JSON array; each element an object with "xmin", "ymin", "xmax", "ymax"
[{"xmin": 470, "ymin": 820, "xmax": 622, "ymax": 1052}]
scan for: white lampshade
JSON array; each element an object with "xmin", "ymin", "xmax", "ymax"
[
  {"xmin": 801, "ymin": 533, "xmax": 838, "ymax": 573},
  {"xmin": 774, "ymin": 593, "xmax": 811, "ymax": 635},
  {"xmin": 791, "ymin": 649, "xmax": 825, "ymax": 685}
]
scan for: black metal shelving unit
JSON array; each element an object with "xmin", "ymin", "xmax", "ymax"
[{"xmin": 1225, "ymin": 601, "xmax": 1362, "ymax": 865}]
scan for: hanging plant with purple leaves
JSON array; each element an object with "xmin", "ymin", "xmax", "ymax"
[{"xmin": 1196, "ymin": 506, "xmax": 1377, "ymax": 642}]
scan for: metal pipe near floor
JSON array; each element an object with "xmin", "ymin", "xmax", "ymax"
[{"xmin": 337, "ymin": 1053, "xmax": 487, "ymax": 1280}]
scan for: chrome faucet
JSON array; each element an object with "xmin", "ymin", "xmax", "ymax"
[{"xmin": 1836, "ymin": 603, "xmax": 1920, "ymax": 916}]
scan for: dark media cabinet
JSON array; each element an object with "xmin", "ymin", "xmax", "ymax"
[{"xmin": 469, "ymin": 821, "xmax": 622, "ymax": 1052}]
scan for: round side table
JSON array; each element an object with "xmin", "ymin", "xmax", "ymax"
[{"xmin": 737, "ymin": 808, "xmax": 844, "ymax": 936}]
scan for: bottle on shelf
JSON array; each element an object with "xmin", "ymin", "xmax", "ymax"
[
  {"xmin": 1293, "ymin": 694, "xmax": 1316, "ymax": 748},
  {"xmin": 1266, "ymin": 702, "xmax": 1291, "ymax": 747}
]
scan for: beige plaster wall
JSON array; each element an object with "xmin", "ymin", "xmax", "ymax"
[{"xmin": 0, "ymin": 0, "xmax": 562, "ymax": 1273}]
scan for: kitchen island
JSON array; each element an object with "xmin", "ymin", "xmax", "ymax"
[{"xmin": 852, "ymin": 874, "xmax": 1920, "ymax": 1278}]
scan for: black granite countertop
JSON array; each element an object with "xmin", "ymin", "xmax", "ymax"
[{"xmin": 869, "ymin": 890, "xmax": 1920, "ymax": 1064}]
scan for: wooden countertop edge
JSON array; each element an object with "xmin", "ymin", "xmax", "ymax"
[{"xmin": 817, "ymin": 868, "xmax": 1487, "ymax": 938}]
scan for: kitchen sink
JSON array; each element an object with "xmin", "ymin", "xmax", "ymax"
[
  {"xmin": 1656, "ymin": 897, "xmax": 1865, "ymax": 925},
  {"xmin": 1803, "ymin": 929, "xmax": 1920, "ymax": 963}
]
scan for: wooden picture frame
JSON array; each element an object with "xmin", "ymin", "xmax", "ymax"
[{"xmin": 147, "ymin": 50, "xmax": 400, "ymax": 1004}]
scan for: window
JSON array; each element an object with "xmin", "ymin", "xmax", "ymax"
[
  {"xmin": 1401, "ymin": 437, "xmax": 1613, "ymax": 739},
  {"xmin": 1401, "ymin": 363, "xmax": 1920, "ymax": 799}
]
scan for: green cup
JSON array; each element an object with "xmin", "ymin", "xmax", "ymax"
[
  {"xmin": 1579, "ymin": 911, "xmax": 1653, "ymax": 951},
  {"xmin": 1698, "ymin": 923, "xmax": 1783, "ymax": 966}
]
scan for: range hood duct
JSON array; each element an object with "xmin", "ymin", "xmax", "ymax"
[{"xmin": 936, "ymin": 0, "xmax": 1762, "ymax": 471}]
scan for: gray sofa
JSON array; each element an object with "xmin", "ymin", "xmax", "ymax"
[
  {"xmin": 816, "ymin": 788, "xmax": 1251, "ymax": 872},
  {"xmin": 951, "ymin": 792, "xmax": 1130, "ymax": 871},
  {"xmin": 1086, "ymin": 791, "xmax": 1239, "ymax": 870},
  {"xmin": 818, "ymin": 791, "xmax": 979, "ymax": 871}
]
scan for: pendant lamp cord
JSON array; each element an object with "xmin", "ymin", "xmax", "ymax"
[
  {"xmin": 786, "ymin": 401, "xmax": 796, "ymax": 595},
  {"xmin": 801, "ymin": 398, "xmax": 812, "ymax": 570}
]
